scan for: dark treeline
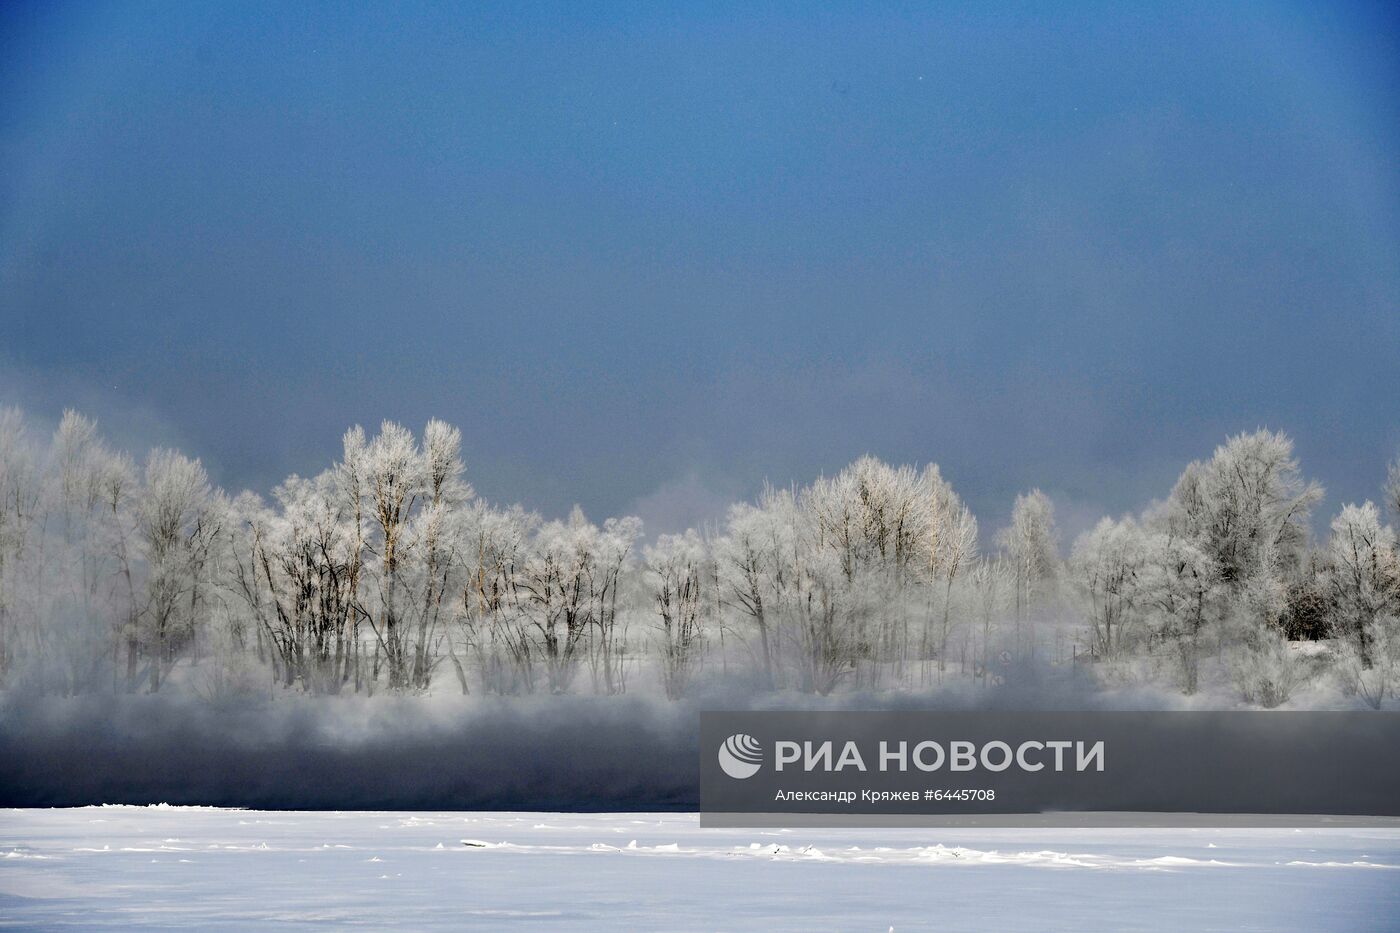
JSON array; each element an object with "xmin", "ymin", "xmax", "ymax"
[{"xmin": 1, "ymin": 407, "xmax": 1397, "ymax": 707}]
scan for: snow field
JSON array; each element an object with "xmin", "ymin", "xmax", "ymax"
[{"xmin": 2, "ymin": 808, "xmax": 1399, "ymax": 930}]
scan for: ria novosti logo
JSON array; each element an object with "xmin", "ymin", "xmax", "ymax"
[{"xmin": 718, "ymin": 733, "xmax": 763, "ymax": 779}]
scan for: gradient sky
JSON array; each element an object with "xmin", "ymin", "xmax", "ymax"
[{"xmin": 2, "ymin": 1, "xmax": 1398, "ymax": 540}]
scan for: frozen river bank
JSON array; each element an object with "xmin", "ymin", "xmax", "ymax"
[{"xmin": 3, "ymin": 808, "xmax": 1400, "ymax": 930}]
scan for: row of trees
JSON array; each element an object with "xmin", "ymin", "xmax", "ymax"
[
  {"xmin": 1, "ymin": 406, "xmax": 1396, "ymax": 705},
  {"xmin": 1071, "ymin": 430, "xmax": 1400, "ymax": 707}
]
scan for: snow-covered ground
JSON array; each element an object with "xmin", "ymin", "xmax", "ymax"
[{"xmin": 2, "ymin": 808, "xmax": 1399, "ymax": 930}]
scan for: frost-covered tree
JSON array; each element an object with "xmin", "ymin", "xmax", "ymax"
[
  {"xmin": 1161, "ymin": 430, "xmax": 1322, "ymax": 591},
  {"xmin": 405, "ymin": 419, "xmax": 472, "ymax": 688},
  {"xmin": 1069, "ymin": 517, "xmax": 1147, "ymax": 660},
  {"xmin": 1148, "ymin": 431, "xmax": 1323, "ymax": 702},
  {"xmin": 808, "ymin": 457, "xmax": 929, "ymax": 580},
  {"xmin": 998, "ymin": 489, "xmax": 1059, "ymax": 655},
  {"xmin": 921, "ymin": 466, "xmax": 978, "ymax": 681},
  {"xmin": 1138, "ymin": 533, "xmax": 1220, "ymax": 694},
  {"xmin": 716, "ymin": 485, "xmax": 847, "ymax": 694},
  {"xmin": 1224, "ymin": 538, "xmax": 1312, "ymax": 707},
  {"xmin": 227, "ymin": 474, "xmax": 361, "ymax": 692},
  {"xmin": 1334, "ymin": 615, "xmax": 1399, "ymax": 709},
  {"xmin": 455, "ymin": 502, "xmax": 536, "ymax": 694},
  {"xmin": 584, "ymin": 515, "xmax": 641, "ymax": 694},
  {"xmin": 356, "ymin": 421, "xmax": 425, "ymax": 689},
  {"xmin": 765, "ymin": 484, "xmax": 857, "ymax": 695},
  {"xmin": 712, "ymin": 458, "xmax": 983, "ymax": 692},
  {"xmin": 1227, "ymin": 622, "xmax": 1309, "ymax": 708},
  {"xmin": 1324, "ymin": 503, "xmax": 1400, "ymax": 667},
  {"xmin": 47, "ymin": 411, "xmax": 137, "ymax": 693},
  {"xmin": 508, "ymin": 508, "xmax": 639, "ymax": 694},
  {"xmin": 716, "ymin": 499, "xmax": 782, "ymax": 689},
  {"xmin": 99, "ymin": 448, "xmax": 140, "ymax": 691},
  {"xmin": 135, "ymin": 449, "xmax": 219, "ymax": 692},
  {"xmin": 969, "ymin": 556, "xmax": 1009, "ymax": 686},
  {"xmin": 807, "ymin": 457, "xmax": 925, "ymax": 684},
  {"xmin": 0, "ymin": 407, "xmax": 42, "ymax": 685},
  {"xmin": 646, "ymin": 530, "xmax": 708, "ymax": 700}
]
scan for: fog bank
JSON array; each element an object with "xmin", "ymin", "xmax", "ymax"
[{"xmin": 1, "ymin": 674, "xmax": 1182, "ymax": 809}]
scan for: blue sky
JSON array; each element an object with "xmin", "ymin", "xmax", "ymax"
[{"xmin": 2, "ymin": 1, "xmax": 1398, "ymax": 538}]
